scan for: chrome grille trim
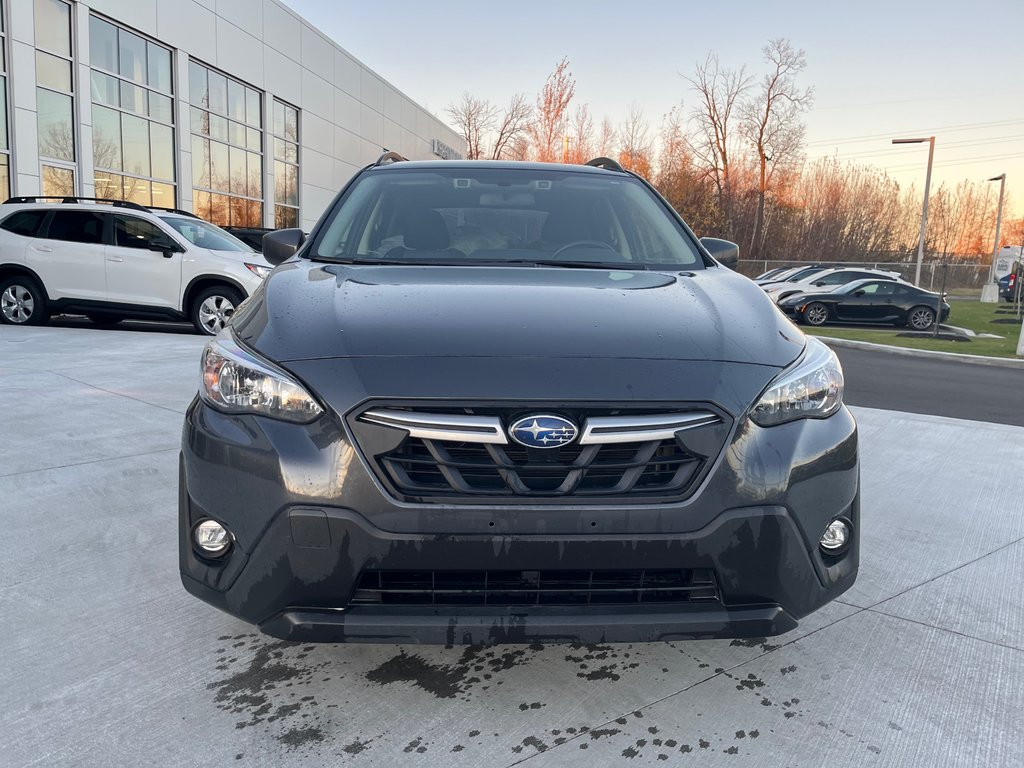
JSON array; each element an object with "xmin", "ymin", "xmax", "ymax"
[
  {"xmin": 578, "ymin": 412, "xmax": 721, "ymax": 445},
  {"xmin": 360, "ymin": 408, "xmax": 508, "ymax": 444}
]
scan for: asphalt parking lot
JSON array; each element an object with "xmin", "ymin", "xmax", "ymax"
[{"xmin": 2, "ymin": 324, "xmax": 1023, "ymax": 767}]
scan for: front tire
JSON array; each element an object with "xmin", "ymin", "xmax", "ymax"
[
  {"xmin": 191, "ymin": 286, "xmax": 243, "ymax": 336},
  {"xmin": 907, "ymin": 305, "xmax": 936, "ymax": 330},
  {"xmin": 803, "ymin": 302, "xmax": 829, "ymax": 327},
  {"xmin": 0, "ymin": 276, "xmax": 49, "ymax": 326}
]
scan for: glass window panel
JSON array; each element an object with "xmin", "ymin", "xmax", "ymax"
[
  {"xmin": 284, "ymin": 105, "xmax": 298, "ymax": 142},
  {"xmin": 0, "ymin": 156, "xmax": 9, "ymax": 201},
  {"xmin": 229, "ymin": 145, "xmax": 246, "ymax": 195},
  {"xmin": 149, "ymin": 93, "xmax": 173, "ymax": 124},
  {"xmin": 193, "ymin": 189, "xmax": 212, "ymax": 221},
  {"xmin": 191, "ymin": 135, "xmax": 210, "ymax": 188},
  {"xmin": 41, "ymin": 164, "xmax": 75, "ymax": 196},
  {"xmin": 89, "ymin": 16, "xmax": 117, "ymax": 73},
  {"xmin": 188, "ymin": 61, "xmax": 207, "ymax": 106},
  {"xmin": 285, "ymin": 141, "xmax": 297, "ymax": 164},
  {"xmin": 274, "ymin": 160, "xmax": 285, "ymax": 204},
  {"xmin": 0, "ymin": 76, "xmax": 7, "ymax": 151},
  {"xmin": 227, "ymin": 79, "xmax": 244, "ymax": 121},
  {"xmin": 275, "ymin": 205, "xmax": 298, "ymax": 230},
  {"xmin": 94, "ymin": 170, "xmax": 123, "ymax": 199},
  {"xmin": 37, "ymin": 88, "xmax": 74, "ymax": 161},
  {"xmin": 124, "ymin": 176, "xmax": 151, "ymax": 206},
  {"xmin": 210, "ymin": 140, "xmax": 229, "ymax": 192},
  {"xmin": 151, "ymin": 181, "xmax": 174, "ymax": 207},
  {"xmin": 34, "ymin": 0, "xmax": 71, "ymax": 57},
  {"xmin": 118, "ymin": 29, "xmax": 146, "ymax": 83},
  {"xmin": 246, "ymin": 88, "xmax": 261, "ymax": 127},
  {"xmin": 247, "ymin": 152, "xmax": 262, "ymax": 199},
  {"xmin": 147, "ymin": 43, "xmax": 171, "ymax": 93},
  {"xmin": 208, "ymin": 71, "xmax": 227, "ymax": 114},
  {"xmin": 112, "ymin": 214, "xmax": 167, "ymax": 248},
  {"xmin": 36, "ymin": 51, "xmax": 71, "ymax": 92},
  {"xmin": 209, "ymin": 193, "xmax": 230, "ymax": 226},
  {"xmin": 285, "ymin": 163, "xmax": 298, "ymax": 206},
  {"xmin": 92, "ymin": 104, "xmax": 122, "ymax": 170},
  {"xmin": 190, "ymin": 106, "xmax": 209, "ymax": 137},
  {"xmin": 1, "ymin": 38, "xmax": 6, "ymax": 75},
  {"xmin": 246, "ymin": 127, "xmax": 261, "ymax": 152},
  {"xmin": 48, "ymin": 210, "xmax": 107, "ymax": 244},
  {"xmin": 121, "ymin": 113, "xmax": 150, "ymax": 176},
  {"xmin": 90, "ymin": 71, "xmax": 119, "ymax": 106},
  {"xmin": 209, "ymin": 113, "xmax": 228, "ymax": 142},
  {"xmin": 120, "ymin": 81, "xmax": 147, "ymax": 116},
  {"xmin": 150, "ymin": 122, "xmax": 174, "ymax": 181},
  {"xmin": 273, "ymin": 101, "xmax": 284, "ymax": 136},
  {"xmin": 230, "ymin": 196, "xmax": 256, "ymax": 227},
  {"xmin": 228, "ymin": 120, "xmax": 245, "ymax": 147},
  {"xmin": 274, "ymin": 137, "xmax": 285, "ymax": 162}
]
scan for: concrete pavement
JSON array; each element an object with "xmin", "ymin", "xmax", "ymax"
[{"xmin": 1, "ymin": 324, "xmax": 1022, "ymax": 767}]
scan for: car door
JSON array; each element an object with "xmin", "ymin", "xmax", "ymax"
[
  {"xmin": 25, "ymin": 209, "xmax": 108, "ymax": 301},
  {"xmin": 835, "ymin": 281, "xmax": 892, "ymax": 322},
  {"xmin": 105, "ymin": 214, "xmax": 184, "ymax": 309}
]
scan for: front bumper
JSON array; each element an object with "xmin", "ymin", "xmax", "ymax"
[{"xmin": 180, "ymin": 387, "xmax": 859, "ymax": 644}]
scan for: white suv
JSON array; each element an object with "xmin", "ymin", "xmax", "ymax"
[
  {"xmin": 762, "ymin": 267, "xmax": 905, "ymax": 304},
  {"xmin": 0, "ymin": 197, "xmax": 273, "ymax": 335}
]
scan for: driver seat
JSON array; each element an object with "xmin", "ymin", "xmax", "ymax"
[{"xmin": 387, "ymin": 210, "xmax": 464, "ymax": 259}]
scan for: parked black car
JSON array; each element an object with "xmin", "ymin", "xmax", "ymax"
[
  {"xmin": 999, "ymin": 271, "xmax": 1019, "ymax": 302},
  {"xmin": 779, "ymin": 279, "xmax": 951, "ymax": 329},
  {"xmin": 179, "ymin": 156, "xmax": 859, "ymax": 644},
  {"xmin": 224, "ymin": 226, "xmax": 274, "ymax": 253}
]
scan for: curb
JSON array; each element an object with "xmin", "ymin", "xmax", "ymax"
[{"xmin": 815, "ymin": 335, "xmax": 1024, "ymax": 369}]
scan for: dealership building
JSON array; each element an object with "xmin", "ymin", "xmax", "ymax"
[{"xmin": 0, "ymin": 0, "xmax": 465, "ymax": 231}]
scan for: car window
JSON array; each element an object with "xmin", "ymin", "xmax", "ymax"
[
  {"xmin": 0, "ymin": 210, "xmax": 49, "ymax": 237},
  {"xmin": 788, "ymin": 267, "xmax": 825, "ymax": 282},
  {"xmin": 312, "ymin": 168, "xmax": 704, "ymax": 267},
  {"xmin": 818, "ymin": 271, "xmax": 857, "ymax": 285},
  {"xmin": 857, "ymin": 281, "xmax": 896, "ymax": 296},
  {"xmin": 45, "ymin": 210, "xmax": 106, "ymax": 244},
  {"xmin": 111, "ymin": 215, "xmax": 171, "ymax": 249},
  {"xmin": 158, "ymin": 216, "xmax": 252, "ymax": 252}
]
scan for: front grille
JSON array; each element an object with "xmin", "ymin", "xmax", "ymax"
[
  {"xmin": 350, "ymin": 404, "xmax": 730, "ymax": 503},
  {"xmin": 383, "ymin": 437, "xmax": 700, "ymax": 496},
  {"xmin": 350, "ymin": 568, "xmax": 720, "ymax": 607}
]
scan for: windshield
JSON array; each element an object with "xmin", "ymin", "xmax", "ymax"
[
  {"xmin": 311, "ymin": 168, "xmax": 704, "ymax": 268},
  {"xmin": 159, "ymin": 217, "xmax": 253, "ymax": 252},
  {"xmin": 787, "ymin": 267, "xmax": 826, "ymax": 282}
]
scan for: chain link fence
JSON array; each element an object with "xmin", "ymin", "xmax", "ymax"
[{"xmin": 736, "ymin": 259, "xmax": 992, "ymax": 293}]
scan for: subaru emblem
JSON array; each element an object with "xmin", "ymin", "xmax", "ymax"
[{"xmin": 509, "ymin": 415, "xmax": 578, "ymax": 449}]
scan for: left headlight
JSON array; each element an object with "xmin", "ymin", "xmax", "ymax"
[
  {"xmin": 749, "ymin": 337, "xmax": 844, "ymax": 427},
  {"xmin": 199, "ymin": 332, "xmax": 323, "ymax": 423},
  {"xmin": 245, "ymin": 262, "xmax": 273, "ymax": 279}
]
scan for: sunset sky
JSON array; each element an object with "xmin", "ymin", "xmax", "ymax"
[{"xmin": 284, "ymin": 0, "xmax": 1024, "ymax": 222}]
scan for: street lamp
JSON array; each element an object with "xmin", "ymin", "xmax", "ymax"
[
  {"xmin": 892, "ymin": 136, "xmax": 935, "ymax": 286},
  {"xmin": 982, "ymin": 173, "xmax": 1006, "ymax": 303}
]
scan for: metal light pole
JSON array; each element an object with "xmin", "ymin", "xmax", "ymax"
[
  {"xmin": 892, "ymin": 136, "xmax": 935, "ymax": 286},
  {"xmin": 981, "ymin": 173, "xmax": 1006, "ymax": 303}
]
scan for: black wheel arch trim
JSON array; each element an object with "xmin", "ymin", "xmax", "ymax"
[
  {"xmin": 0, "ymin": 264, "xmax": 50, "ymax": 300},
  {"xmin": 182, "ymin": 274, "xmax": 249, "ymax": 313}
]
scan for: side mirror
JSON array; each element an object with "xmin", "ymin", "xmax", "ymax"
[
  {"xmin": 853, "ymin": 289, "xmax": 865, "ymax": 297},
  {"xmin": 263, "ymin": 228, "xmax": 305, "ymax": 266},
  {"xmin": 699, "ymin": 237, "xmax": 739, "ymax": 270},
  {"xmin": 147, "ymin": 237, "xmax": 183, "ymax": 255},
  {"xmin": 813, "ymin": 281, "xmax": 826, "ymax": 287}
]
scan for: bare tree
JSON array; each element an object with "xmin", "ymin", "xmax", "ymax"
[
  {"xmin": 567, "ymin": 104, "xmax": 594, "ymax": 164},
  {"xmin": 528, "ymin": 58, "xmax": 575, "ymax": 162},
  {"xmin": 617, "ymin": 103, "xmax": 653, "ymax": 177},
  {"xmin": 595, "ymin": 118, "xmax": 617, "ymax": 158},
  {"xmin": 490, "ymin": 93, "xmax": 532, "ymax": 160},
  {"xmin": 685, "ymin": 54, "xmax": 752, "ymax": 239},
  {"xmin": 741, "ymin": 39, "xmax": 813, "ymax": 257},
  {"xmin": 445, "ymin": 92, "xmax": 497, "ymax": 160}
]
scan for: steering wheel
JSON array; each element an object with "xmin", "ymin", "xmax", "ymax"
[{"xmin": 550, "ymin": 240, "xmax": 620, "ymax": 261}]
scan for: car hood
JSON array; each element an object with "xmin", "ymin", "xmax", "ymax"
[{"xmin": 232, "ymin": 261, "xmax": 804, "ymax": 367}]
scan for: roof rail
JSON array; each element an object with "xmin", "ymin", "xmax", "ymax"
[
  {"xmin": 374, "ymin": 151, "xmax": 408, "ymax": 167},
  {"xmin": 149, "ymin": 206, "xmax": 200, "ymax": 219},
  {"xmin": 3, "ymin": 195, "xmax": 151, "ymax": 212},
  {"xmin": 585, "ymin": 157, "xmax": 625, "ymax": 173}
]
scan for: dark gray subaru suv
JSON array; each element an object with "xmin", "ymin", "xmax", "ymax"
[{"xmin": 179, "ymin": 156, "xmax": 858, "ymax": 644}]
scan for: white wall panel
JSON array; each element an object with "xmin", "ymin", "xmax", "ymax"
[
  {"xmin": 215, "ymin": 18, "xmax": 264, "ymax": 87},
  {"xmin": 300, "ymin": 26, "xmax": 334, "ymax": 80},
  {"xmin": 358, "ymin": 69, "xmax": 383, "ymax": 114},
  {"xmin": 155, "ymin": 1, "xmax": 216, "ymax": 64},
  {"xmin": 359, "ymin": 105, "xmax": 383, "ymax": 147},
  {"xmin": 262, "ymin": 0, "xmax": 301, "ymax": 56},
  {"xmin": 88, "ymin": 0, "xmax": 158, "ymax": 36},
  {"xmin": 216, "ymin": 0, "xmax": 263, "ymax": 40},
  {"xmin": 263, "ymin": 48, "xmax": 302, "ymax": 105}
]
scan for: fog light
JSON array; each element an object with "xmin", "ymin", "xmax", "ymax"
[
  {"xmin": 819, "ymin": 519, "xmax": 850, "ymax": 552},
  {"xmin": 194, "ymin": 519, "xmax": 231, "ymax": 555}
]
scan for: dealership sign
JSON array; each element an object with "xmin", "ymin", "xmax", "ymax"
[{"xmin": 432, "ymin": 139, "xmax": 463, "ymax": 160}]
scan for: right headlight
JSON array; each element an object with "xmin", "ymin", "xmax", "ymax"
[
  {"xmin": 199, "ymin": 331, "xmax": 323, "ymax": 423},
  {"xmin": 749, "ymin": 337, "xmax": 844, "ymax": 427}
]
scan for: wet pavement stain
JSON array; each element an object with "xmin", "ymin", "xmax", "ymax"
[{"xmin": 276, "ymin": 725, "xmax": 325, "ymax": 750}]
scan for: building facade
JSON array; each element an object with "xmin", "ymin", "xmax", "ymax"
[{"xmin": 0, "ymin": 0, "xmax": 465, "ymax": 231}]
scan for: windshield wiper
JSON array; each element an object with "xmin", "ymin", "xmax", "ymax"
[
  {"xmin": 496, "ymin": 259, "xmax": 649, "ymax": 270},
  {"xmin": 318, "ymin": 257, "xmax": 650, "ymax": 270}
]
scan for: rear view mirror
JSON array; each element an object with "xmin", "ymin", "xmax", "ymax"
[
  {"xmin": 263, "ymin": 228, "xmax": 305, "ymax": 266},
  {"xmin": 700, "ymin": 237, "xmax": 739, "ymax": 270}
]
